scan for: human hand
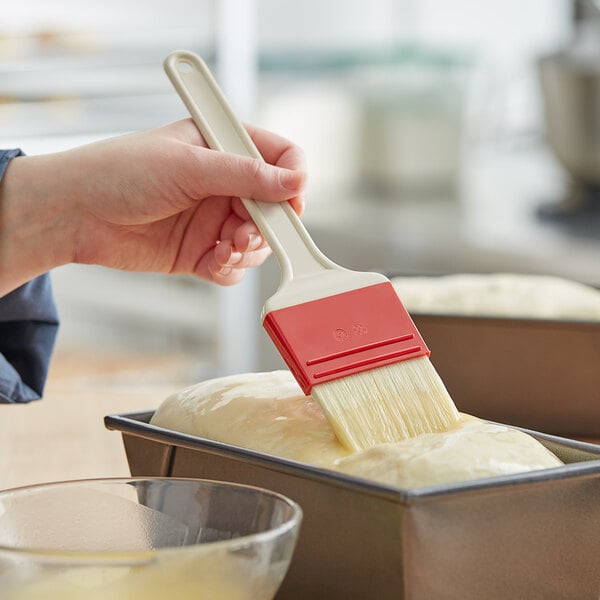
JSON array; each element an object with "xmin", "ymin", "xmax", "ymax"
[{"xmin": 0, "ymin": 119, "xmax": 306, "ymax": 294}]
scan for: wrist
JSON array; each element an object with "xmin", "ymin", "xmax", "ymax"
[{"xmin": 0, "ymin": 153, "xmax": 77, "ymax": 295}]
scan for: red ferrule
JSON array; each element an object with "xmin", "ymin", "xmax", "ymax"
[{"xmin": 262, "ymin": 282, "xmax": 429, "ymax": 394}]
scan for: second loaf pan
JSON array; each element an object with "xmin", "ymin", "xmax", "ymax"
[{"xmin": 412, "ymin": 314, "xmax": 600, "ymax": 438}]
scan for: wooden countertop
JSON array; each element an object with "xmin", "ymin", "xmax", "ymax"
[{"xmin": 0, "ymin": 348, "xmax": 196, "ymax": 490}]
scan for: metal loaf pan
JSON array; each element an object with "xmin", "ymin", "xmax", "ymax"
[
  {"xmin": 411, "ymin": 314, "xmax": 600, "ymax": 438},
  {"xmin": 105, "ymin": 411, "xmax": 600, "ymax": 600}
]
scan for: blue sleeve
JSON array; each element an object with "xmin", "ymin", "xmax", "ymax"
[{"xmin": 0, "ymin": 149, "xmax": 59, "ymax": 403}]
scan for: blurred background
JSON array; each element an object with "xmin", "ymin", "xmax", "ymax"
[{"xmin": 2, "ymin": 0, "xmax": 599, "ymax": 383}]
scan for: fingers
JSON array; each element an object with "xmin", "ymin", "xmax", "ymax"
[
  {"xmin": 244, "ymin": 126, "xmax": 307, "ymax": 216},
  {"xmin": 192, "ymin": 148, "xmax": 306, "ymax": 203},
  {"xmin": 244, "ymin": 124, "xmax": 307, "ymax": 172},
  {"xmin": 214, "ymin": 238, "xmax": 271, "ymax": 269},
  {"xmin": 206, "ymin": 263, "xmax": 246, "ymax": 286},
  {"xmin": 205, "ymin": 234, "xmax": 271, "ymax": 286},
  {"xmin": 232, "ymin": 220, "xmax": 266, "ymax": 253},
  {"xmin": 167, "ymin": 119, "xmax": 307, "ymax": 174},
  {"xmin": 287, "ymin": 195, "xmax": 306, "ymax": 217},
  {"xmin": 228, "ymin": 194, "xmax": 305, "ymax": 232},
  {"xmin": 165, "ymin": 119, "xmax": 307, "ymax": 216}
]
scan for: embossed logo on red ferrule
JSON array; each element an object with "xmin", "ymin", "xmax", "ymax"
[{"xmin": 333, "ymin": 328, "xmax": 349, "ymax": 342}]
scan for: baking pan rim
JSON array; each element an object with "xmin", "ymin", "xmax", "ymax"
[
  {"xmin": 105, "ymin": 411, "xmax": 600, "ymax": 504},
  {"xmin": 411, "ymin": 312, "xmax": 600, "ymax": 328}
]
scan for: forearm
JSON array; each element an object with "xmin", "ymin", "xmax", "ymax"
[{"xmin": 0, "ymin": 153, "xmax": 77, "ymax": 296}]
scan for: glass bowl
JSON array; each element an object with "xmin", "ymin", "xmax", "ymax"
[{"xmin": 0, "ymin": 477, "xmax": 302, "ymax": 600}]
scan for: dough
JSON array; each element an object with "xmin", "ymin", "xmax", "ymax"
[
  {"xmin": 334, "ymin": 414, "xmax": 562, "ymax": 488},
  {"xmin": 151, "ymin": 371, "xmax": 562, "ymax": 489},
  {"xmin": 151, "ymin": 370, "xmax": 351, "ymax": 467},
  {"xmin": 391, "ymin": 273, "xmax": 600, "ymax": 320}
]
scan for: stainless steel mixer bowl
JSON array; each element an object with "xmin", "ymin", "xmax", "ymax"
[{"xmin": 539, "ymin": 40, "xmax": 600, "ymax": 185}]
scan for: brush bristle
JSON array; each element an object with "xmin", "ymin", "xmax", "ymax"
[{"xmin": 311, "ymin": 356, "xmax": 460, "ymax": 451}]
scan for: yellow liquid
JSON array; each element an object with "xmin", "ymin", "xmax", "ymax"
[
  {"xmin": 3, "ymin": 550, "xmax": 283, "ymax": 600},
  {"xmin": 6, "ymin": 576, "xmax": 250, "ymax": 600}
]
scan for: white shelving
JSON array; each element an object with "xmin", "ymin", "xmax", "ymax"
[{"xmin": 0, "ymin": 0, "xmax": 263, "ymax": 376}]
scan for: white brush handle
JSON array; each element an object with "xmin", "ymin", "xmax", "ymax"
[
  {"xmin": 164, "ymin": 50, "xmax": 387, "ymax": 311},
  {"xmin": 164, "ymin": 50, "xmax": 340, "ymax": 282}
]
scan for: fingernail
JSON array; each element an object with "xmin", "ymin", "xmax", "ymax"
[
  {"xmin": 217, "ymin": 266, "xmax": 232, "ymax": 277},
  {"xmin": 247, "ymin": 233, "xmax": 262, "ymax": 251},
  {"xmin": 226, "ymin": 251, "xmax": 243, "ymax": 266}
]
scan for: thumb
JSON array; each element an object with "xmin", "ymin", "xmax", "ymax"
[{"xmin": 192, "ymin": 148, "xmax": 306, "ymax": 202}]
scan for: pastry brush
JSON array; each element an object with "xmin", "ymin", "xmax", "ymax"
[{"xmin": 164, "ymin": 50, "xmax": 459, "ymax": 451}]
